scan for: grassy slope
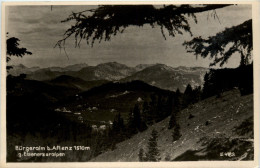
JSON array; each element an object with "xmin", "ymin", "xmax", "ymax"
[{"xmin": 91, "ymin": 89, "xmax": 253, "ymax": 161}]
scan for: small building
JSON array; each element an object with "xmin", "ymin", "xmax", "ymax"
[
  {"xmin": 92, "ymin": 125, "xmax": 98, "ymax": 129},
  {"xmin": 110, "ymin": 109, "xmax": 117, "ymax": 113},
  {"xmin": 62, "ymin": 107, "xmax": 71, "ymax": 113},
  {"xmin": 99, "ymin": 125, "xmax": 106, "ymax": 130},
  {"xmin": 137, "ymin": 97, "xmax": 143, "ymax": 102},
  {"xmin": 92, "ymin": 107, "xmax": 98, "ymax": 110},
  {"xmin": 55, "ymin": 108, "xmax": 61, "ymax": 112}
]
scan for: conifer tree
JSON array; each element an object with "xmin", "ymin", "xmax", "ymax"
[
  {"xmin": 142, "ymin": 101, "xmax": 149, "ymax": 123},
  {"xmin": 168, "ymin": 88, "xmax": 181, "ymax": 129},
  {"xmin": 174, "ymin": 88, "xmax": 181, "ymax": 112},
  {"xmin": 128, "ymin": 104, "xmax": 147, "ymax": 133},
  {"xmin": 146, "ymin": 129, "xmax": 160, "ymax": 161},
  {"xmin": 172, "ymin": 124, "xmax": 181, "ymax": 141},
  {"xmin": 138, "ymin": 148, "xmax": 145, "ymax": 162},
  {"xmin": 133, "ymin": 104, "xmax": 142, "ymax": 130},
  {"xmin": 192, "ymin": 86, "xmax": 202, "ymax": 103},
  {"xmin": 183, "ymin": 84, "xmax": 193, "ymax": 107},
  {"xmin": 127, "ymin": 106, "xmax": 138, "ymax": 135},
  {"xmin": 183, "ymin": 19, "xmax": 252, "ymax": 67},
  {"xmin": 112, "ymin": 112, "xmax": 124, "ymax": 132},
  {"xmin": 112, "ymin": 112, "xmax": 125, "ymax": 141},
  {"xmin": 202, "ymin": 72, "xmax": 210, "ymax": 99},
  {"xmin": 57, "ymin": 5, "xmax": 250, "ymax": 69},
  {"xmin": 56, "ymin": 5, "xmax": 231, "ymax": 49},
  {"xmin": 168, "ymin": 113, "xmax": 176, "ymax": 129},
  {"xmin": 165, "ymin": 153, "xmax": 171, "ymax": 161},
  {"xmin": 6, "ymin": 36, "xmax": 32, "ymax": 70}
]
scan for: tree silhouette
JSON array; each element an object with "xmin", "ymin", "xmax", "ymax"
[
  {"xmin": 112, "ymin": 112, "xmax": 125, "ymax": 131},
  {"xmin": 183, "ymin": 84, "xmax": 193, "ymax": 107},
  {"xmin": 146, "ymin": 129, "xmax": 160, "ymax": 161},
  {"xmin": 138, "ymin": 148, "xmax": 145, "ymax": 162},
  {"xmin": 202, "ymin": 72, "xmax": 211, "ymax": 99},
  {"xmin": 56, "ymin": 5, "xmax": 252, "ymax": 68},
  {"xmin": 172, "ymin": 123, "xmax": 181, "ymax": 141},
  {"xmin": 168, "ymin": 113, "xmax": 177, "ymax": 130},
  {"xmin": 133, "ymin": 104, "xmax": 142, "ymax": 130},
  {"xmin": 6, "ymin": 36, "xmax": 32, "ymax": 70},
  {"xmin": 111, "ymin": 112, "xmax": 126, "ymax": 141},
  {"xmin": 168, "ymin": 88, "xmax": 182, "ymax": 129},
  {"xmin": 183, "ymin": 19, "xmax": 252, "ymax": 67},
  {"xmin": 56, "ymin": 5, "xmax": 231, "ymax": 48},
  {"xmin": 174, "ymin": 88, "xmax": 181, "ymax": 111},
  {"xmin": 192, "ymin": 86, "xmax": 202, "ymax": 102},
  {"xmin": 202, "ymin": 64, "xmax": 253, "ymax": 98},
  {"xmin": 127, "ymin": 104, "xmax": 147, "ymax": 134},
  {"xmin": 165, "ymin": 153, "xmax": 171, "ymax": 161}
]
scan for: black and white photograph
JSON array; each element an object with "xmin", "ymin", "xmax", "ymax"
[{"xmin": 1, "ymin": 2, "xmax": 259, "ymax": 167}]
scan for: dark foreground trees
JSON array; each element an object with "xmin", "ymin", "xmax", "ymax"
[
  {"xmin": 202, "ymin": 64, "xmax": 253, "ymax": 98},
  {"xmin": 6, "ymin": 36, "xmax": 32, "ymax": 70},
  {"xmin": 183, "ymin": 19, "xmax": 252, "ymax": 67}
]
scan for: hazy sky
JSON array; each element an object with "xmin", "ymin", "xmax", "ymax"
[{"xmin": 6, "ymin": 5, "xmax": 252, "ymax": 68}]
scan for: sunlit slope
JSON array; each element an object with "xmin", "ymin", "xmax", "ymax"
[{"xmin": 91, "ymin": 89, "xmax": 253, "ymax": 161}]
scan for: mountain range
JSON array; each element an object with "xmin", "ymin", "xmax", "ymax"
[
  {"xmin": 8, "ymin": 62, "xmax": 208, "ymax": 92},
  {"xmin": 122, "ymin": 64, "xmax": 207, "ymax": 92}
]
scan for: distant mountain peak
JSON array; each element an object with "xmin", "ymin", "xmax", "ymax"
[
  {"xmin": 64, "ymin": 63, "xmax": 89, "ymax": 71},
  {"xmin": 97, "ymin": 62, "xmax": 128, "ymax": 68},
  {"xmin": 121, "ymin": 63, "xmax": 208, "ymax": 92},
  {"xmin": 148, "ymin": 64, "xmax": 174, "ymax": 71},
  {"xmin": 177, "ymin": 66, "xmax": 187, "ymax": 68},
  {"xmin": 135, "ymin": 64, "xmax": 155, "ymax": 71},
  {"xmin": 65, "ymin": 63, "xmax": 88, "ymax": 67}
]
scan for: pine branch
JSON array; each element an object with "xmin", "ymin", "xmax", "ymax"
[{"xmin": 55, "ymin": 5, "xmax": 232, "ymax": 49}]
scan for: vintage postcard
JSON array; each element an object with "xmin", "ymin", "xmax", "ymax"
[{"xmin": 1, "ymin": 1, "xmax": 259, "ymax": 168}]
